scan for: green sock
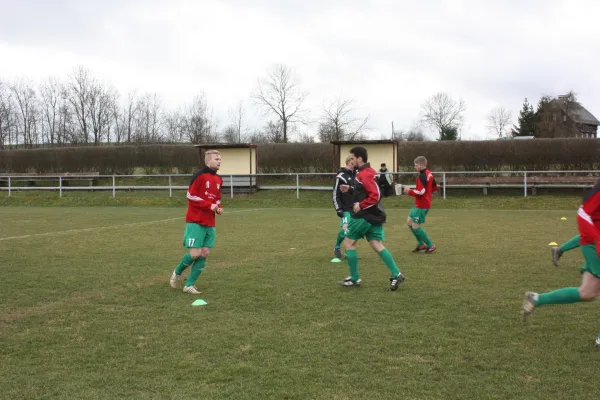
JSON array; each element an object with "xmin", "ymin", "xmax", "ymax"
[
  {"xmin": 185, "ymin": 257, "xmax": 206, "ymax": 287},
  {"xmin": 414, "ymin": 228, "xmax": 433, "ymax": 248},
  {"xmin": 175, "ymin": 253, "xmax": 194, "ymax": 275},
  {"xmin": 409, "ymin": 227, "xmax": 423, "ymax": 246},
  {"xmin": 560, "ymin": 235, "xmax": 580, "ymax": 253},
  {"xmin": 379, "ymin": 248, "xmax": 401, "ymax": 277},
  {"xmin": 345, "ymin": 249, "xmax": 359, "ymax": 281},
  {"xmin": 335, "ymin": 229, "xmax": 345, "ymax": 248},
  {"xmin": 535, "ymin": 287, "xmax": 581, "ymax": 306}
]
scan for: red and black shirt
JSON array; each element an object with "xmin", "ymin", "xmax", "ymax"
[{"xmin": 186, "ymin": 167, "xmax": 223, "ymax": 227}]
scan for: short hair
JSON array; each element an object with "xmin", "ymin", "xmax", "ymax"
[
  {"xmin": 205, "ymin": 150, "xmax": 220, "ymax": 162},
  {"xmin": 350, "ymin": 146, "xmax": 368, "ymax": 163},
  {"xmin": 345, "ymin": 154, "xmax": 353, "ymax": 165},
  {"xmin": 414, "ymin": 156, "xmax": 427, "ymax": 166},
  {"xmin": 381, "ymin": 163, "xmax": 386, "ymax": 167}
]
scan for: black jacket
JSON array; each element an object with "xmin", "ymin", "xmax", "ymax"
[{"xmin": 333, "ymin": 167, "xmax": 355, "ymax": 216}]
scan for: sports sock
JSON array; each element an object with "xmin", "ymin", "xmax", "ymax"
[
  {"xmin": 185, "ymin": 257, "xmax": 206, "ymax": 287},
  {"xmin": 175, "ymin": 253, "xmax": 194, "ymax": 275},
  {"xmin": 560, "ymin": 235, "xmax": 580, "ymax": 253},
  {"xmin": 345, "ymin": 249, "xmax": 359, "ymax": 281},
  {"xmin": 409, "ymin": 226, "xmax": 423, "ymax": 246},
  {"xmin": 534, "ymin": 287, "xmax": 581, "ymax": 306},
  {"xmin": 379, "ymin": 248, "xmax": 401, "ymax": 277},
  {"xmin": 335, "ymin": 229, "xmax": 345, "ymax": 248},
  {"xmin": 414, "ymin": 228, "xmax": 433, "ymax": 248}
]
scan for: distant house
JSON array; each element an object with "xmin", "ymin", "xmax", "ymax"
[{"xmin": 535, "ymin": 95, "xmax": 599, "ymax": 138}]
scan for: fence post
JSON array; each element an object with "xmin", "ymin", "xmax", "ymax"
[
  {"xmin": 168, "ymin": 175, "xmax": 172, "ymax": 198},
  {"xmin": 59, "ymin": 176, "xmax": 63, "ymax": 198},
  {"xmin": 442, "ymin": 172, "xmax": 446, "ymax": 200},
  {"xmin": 296, "ymin": 174, "xmax": 300, "ymax": 200},
  {"xmin": 523, "ymin": 172, "xmax": 527, "ymax": 198},
  {"xmin": 230, "ymin": 175, "xmax": 234, "ymax": 199},
  {"xmin": 112, "ymin": 176, "xmax": 116, "ymax": 198},
  {"xmin": 8, "ymin": 176, "xmax": 11, "ymax": 197}
]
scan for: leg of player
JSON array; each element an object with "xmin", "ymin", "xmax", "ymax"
[
  {"xmin": 183, "ymin": 247, "xmax": 208, "ymax": 294},
  {"xmin": 523, "ymin": 244, "xmax": 600, "ymax": 322},
  {"xmin": 408, "ymin": 216, "xmax": 425, "ymax": 252},
  {"xmin": 170, "ymin": 247, "xmax": 201, "ymax": 290},
  {"xmin": 411, "ymin": 220, "xmax": 436, "ymax": 254},
  {"xmin": 551, "ymin": 235, "xmax": 580, "ymax": 267},
  {"xmin": 339, "ymin": 236, "xmax": 361, "ymax": 286},
  {"xmin": 369, "ymin": 240, "xmax": 405, "ymax": 291}
]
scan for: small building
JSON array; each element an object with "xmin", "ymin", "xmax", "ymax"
[
  {"xmin": 193, "ymin": 143, "xmax": 258, "ymax": 193},
  {"xmin": 535, "ymin": 95, "xmax": 599, "ymax": 138},
  {"xmin": 330, "ymin": 140, "xmax": 399, "ymax": 172}
]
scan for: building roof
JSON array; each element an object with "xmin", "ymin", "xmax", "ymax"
[
  {"xmin": 194, "ymin": 143, "xmax": 257, "ymax": 149},
  {"xmin": 552, "ymin": 98, "xmax": 600, "ymax": 125},
  {"xmin": 330, "ymin": 139, "xmax": 399, "ymax": 145}
]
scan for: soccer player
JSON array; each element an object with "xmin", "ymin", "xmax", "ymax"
[
  {"xmin": 332, "ymin": 155, "xmax": 355, "ymax": 261},
  {"xmin": 404, "ymin": 156, "xmax": 438, "ymax": 254},
  {"xmin": 522, "ymin": 179, "xmax": 600, "ymax": 347},
  {"xmin": 551, "ymin": 235, "xmax": 580, "ymax": 267},
  {"xmin": 170, "ymin": 150, "xmax": 224, "ymax": 295},
  {"xmin": 338, "ymin": 146, "xmax": 405, "ymax": 291}
]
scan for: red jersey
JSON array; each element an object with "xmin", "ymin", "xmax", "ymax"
[
  {"xmin": 577, "ymin": 179, "xmax": 600, "ymax": 248},
  {"xmin": 186, "ymin": 167, "xmax": 223, "ymax": 227},
  {"xmin": 408, "ymin": 169, "xmax": 438, "ymax": 209}
]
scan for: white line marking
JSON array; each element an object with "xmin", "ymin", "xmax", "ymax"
[{"xmin": 0, "ymin": 208, "xmax": 272, "ymax": 242}]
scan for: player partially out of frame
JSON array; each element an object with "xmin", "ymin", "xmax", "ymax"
[
  {"xmin": 170, "ymin": 150, "xmax": 224, "ymax": 295},
  {"xmin": 523, "ymin": 179, "xmax": 600, "ymax": 347}
]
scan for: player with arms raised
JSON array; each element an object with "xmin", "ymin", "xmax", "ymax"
[{"xmin": 170, "ymin": 150, "xmax": 224, "ymax": 294}]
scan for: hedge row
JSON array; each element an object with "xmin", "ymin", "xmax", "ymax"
[
  {"xmin": 397, "ymin": 138, "xmax": 600, "ymax": 171},
  {"xmin": 0, "ymin": 139, "xmax": 598, "ymax": 174}
]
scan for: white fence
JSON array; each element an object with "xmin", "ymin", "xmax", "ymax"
[{"xmin": 0, "ymin": 170, "xmax": 597, "ymax": 200}]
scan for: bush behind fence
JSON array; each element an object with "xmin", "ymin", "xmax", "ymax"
[{"xmin": 0, "ymin": 139, "xmax": 598, "ymax": 174}]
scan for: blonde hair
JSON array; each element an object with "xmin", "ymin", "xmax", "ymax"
[
  {"xmin": 205, "ymin": 150, "xmax": 220, "ymax": 162},
  {"xmin": 414, "ymin": 156, "xmax": 427, "ymax": 166},
  {"xmin": 345, "ymin": 155, "xmax": 353, "ymax": 165}
]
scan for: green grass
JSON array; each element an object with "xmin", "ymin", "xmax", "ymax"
[
  {"xmin": 0, "ymin": 188, "xmax": 586, "ymax": 210},
  {"xmin": 1, "ymin": 205, "xmax": 598, "ymax": 399}
]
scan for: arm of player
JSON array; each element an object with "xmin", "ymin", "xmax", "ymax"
[
  {"xmin": 358, "ymin": 177, "xmax": 381, "ymax": 210},
  {"xmin": 408, "ymin": 174, "xmax": 427, "ymax": 197},
  {"xmin": 580, "ymin": 192, "xmax": 600, "ymax": 246},
  {"xmin": 333, "ymin": 174, "xmax": 346, "ymax": 216}
]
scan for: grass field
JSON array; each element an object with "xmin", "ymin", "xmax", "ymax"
[{"xmin": 1, "ymin": 193, "xmax": 600, "ymax": 399}]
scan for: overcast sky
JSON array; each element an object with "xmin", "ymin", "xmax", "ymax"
[{"xmin": 1, "ymin": 0, "xmax": 599, "ymax": 141}]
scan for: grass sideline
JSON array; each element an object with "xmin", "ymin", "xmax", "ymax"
[
  {"xmin": 1, "ymin": 206, "xmax": 598, "ymax": 399},
  {"xmin": 0, "ymin": 189, "xmax": 586, "ymax": 210}
]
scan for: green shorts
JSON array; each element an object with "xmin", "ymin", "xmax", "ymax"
[
  {"xmin": 580, "ymin": 244, "xmax": 600, "ymax": 279},
  {"xmin": 339, "ymin": 211, "xmax": 351, "ymax": 227},
  {"xmin": 183, "ymin": 222, "xmax": 216, "ymax": 249},
  {"xmin": 409, "ymin": 206, "xmax": 429, "ymax": 224},
  {"xmin": 345, "ymin": 217, "xmax": 385, "ymax": 241}
]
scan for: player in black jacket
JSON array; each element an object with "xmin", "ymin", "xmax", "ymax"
[{"xmin": 332, "ymin": 155, "xmax": 355, "ymax": 261}]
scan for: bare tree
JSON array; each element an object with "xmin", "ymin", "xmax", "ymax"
[
  {"xmin": 39, "ymin": 77, "xmax": 64, "ymax": 144},
  {"xmin": 252, "ymin": 64, "xmax": 308, "ymax": 143},
  {"xmin": 135, "ymin": 93, "xmax": 163, "ymax": 143},
  {"xmin": 486, "ymin": 107, "xmax": 512, "ymax": 138},
  {"xmin": 87, "ymin": 82, "xmax": 115, "ymax": 145},
  {"xmin": 164, "ymin": 110, "xmax": 185, "ymax": 143},
  {"xmin": 0, "ymin": 80, "xmax": 14, "ymax": 148},
  {"xmin": 318, "ymin": 97, "xmax": 369, "ymax": 142},
  {"xmin": 66, "ymin": 66, "xmax": 95, "ymax": 143},
  {"xmin": 227, "ymin": 100, "xmax": 245, "ymax": 143},
  {"xmin": 420, "ymin": 92, "xmax": 466, "ymax": 140},
  {"xmin": 183, "ymin": 94, "xmax": 218, "ymax": 143},
  {"xmin": 10, "ymin": 79, "xmax": 40, "ymax": 147}
]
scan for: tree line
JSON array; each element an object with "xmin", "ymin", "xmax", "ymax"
[{"xmin": 0, "ymin": 63, "xmax": 585, "ymax": 149}]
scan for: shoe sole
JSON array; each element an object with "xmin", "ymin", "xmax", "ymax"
[{"xmin": 522, "ymin": 292, "xmax": 535, "ymax": 322}]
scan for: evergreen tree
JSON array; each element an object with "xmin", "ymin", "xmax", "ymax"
[{"xmin": 511, "ymin": 98, "xmax": 535, "ymax": 137}]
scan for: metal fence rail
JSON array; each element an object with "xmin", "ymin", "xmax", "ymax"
[{"xmin": 0, "ymin": 170, "xmax": 597, "ymax": 199}]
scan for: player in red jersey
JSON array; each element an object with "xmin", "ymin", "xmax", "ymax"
[
  {"xmin": 170, "ymin": 150, "xmax": 224, "ymax": 294},
  {"xmin": 404, "ymin": 156, "xmax": 438, "ymax": 254},
  {"xmin": 523, "ymin": 178, "xmax": 600, "ymax": 347}
]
